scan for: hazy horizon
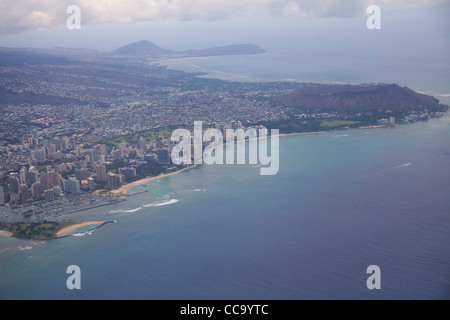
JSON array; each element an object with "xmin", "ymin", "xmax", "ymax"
[{"xmin": 1, "ymin": 5, "xmax": 449, "ymax": 95}]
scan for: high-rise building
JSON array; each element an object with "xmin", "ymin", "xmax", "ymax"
[
  {"xmin": 48, "ymin": 143, "xmax": 57, "ymax": 154},
  {"xmin": 156, "ymin": 137, "xmax": 166, "ymax": 149},
  {"xmin": 31, "ymin": 148, "xmax": 46, "ymax": 164},
  {"xmin": 112, "ymin": 150, "xmax": 121, "ymax": 161},
  {"xmin": 55, "ymin": 163, "xmax": 67, "ymax": 173},
  {"xmin": 9, "ymin": 193, "xmax": 20, "ymax": 204},
  {"xmin": 62, "ymin": 177, "xmax": 81, "ymax": 194},
  {"xmin": 49, "ymin": 171, "xmax": 62, "ymax": 188},
  {"xmin": 19, "ymin": 184, "xmax": 30, "ymax": 203},
  {"xmin": 50, "ymin": 139, "xmax": 61, "ymax": 151},
  {"xmin": 88, "ymin": 178, "xmax": 96, "ymax": 192},
  {"xmin": 0, "ymin": 186, "xmax": 5, "ymax": 205},
  {"xmin": 62, "ymin": 136, "xmax": 70, "ymax": 151},
  {"xmin": 19, "ymin": 166, "xmax": 28, "ymax": 185},
  {"xmin": 89, "ymin": 150, "xmax": 99, "ymax": 164},
  {"xmin": 98, "ymin": 144, "xmax": 107, "ymax": 156},
  {"xmin": 40, "ymin": 172, "xmax": 50, "ymax": 191},
  {"xmin": 7, "ymin": 174, "xmax": 20, "ymax": 194},
  {"xmin": 95, "ymin": 164, "xmax": 107, "ymax": 182},
  {"xmin": 49, "ymin": 151, "xmax": 63, "ymax": 161},
  {"xmin": 107, "ymin": 173, "xmax": 118, "ymax": 190},
  {"xmin": 119, "ymin": 167, "xmax": 137, "ymax": 177},
  {"xmin": 138, "ymin": 137, "xmax": 147, "ymax": 152},
  {"xmin": 28, "ymin": 167, "xmax": 39, "ymax": 184},
  {"xmin": 157, "ymin": 149, "xmax": 170, "ymax": 164},
  {"xmin": 75, "ymin": 168, "xmax": 89, "ymax": 182},
  {"xmin": 28, "ymin": 137, "xmax": 35, "ymax": 148},
  {"xmin": 31, "ymin": 182, "xmax": 43, "ymax": 201},
  {"xmin": 118, "ymin": 142, "xmax": 127, "ymax": 155}
]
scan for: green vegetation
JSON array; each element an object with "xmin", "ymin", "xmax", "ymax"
[
  {"xmin": 104, "ymin": 160, "xmax": 176, "ymax": 183},
  {"xmin": 0, "ymin": 221, "xmax": 78, "ymax": 240},
  {"xmin": 38, "ymin": 164, "xmax": 48, "ymax": 171},
  {"xmin": 320, "ymin": 121, "xmax": 361, "ymax": 127}
]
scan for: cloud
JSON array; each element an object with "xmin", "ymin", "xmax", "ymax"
[{"xmin": 0, "ymin": 0, "xmax": 447, "ymax": 34}]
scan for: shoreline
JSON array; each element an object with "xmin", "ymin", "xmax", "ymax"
[
  {"xmin": 116, "ymin": 165, "xmax": 197, "ymax": 195},
  {"xmin": 277, "ymin": 125, "xmax": 386, "ymax": 137},
  {"xmin": 56, "ymin": 221, "xmax": 107, "ymax": 237},
  {"xmin": 0, "ymin": 230, "xmax": 13, "ymax": 237},
  {"xmin": 114, "ymin": 125, "xmax": 387, "ymax": 195}
]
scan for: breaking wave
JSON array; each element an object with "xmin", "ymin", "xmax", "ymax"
[
  {"xmin": 144, "ymin": 199, "xmax": 179, "ymax": 207},
  {"xmin": 109, "ymin": 207, "xmax": 143, "ymax": 214}
]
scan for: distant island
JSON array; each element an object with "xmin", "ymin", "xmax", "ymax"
[{"xmin": 111, "ymin": 40, "xmax": 266, "ymax": 59}]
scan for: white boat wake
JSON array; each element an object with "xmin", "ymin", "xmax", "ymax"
[
  {"xmin": 370, "ymin": 163, "xmax": 412, "ymax": 176},
  {"xmin": 332, "ymin": 134, "xmax": 349, "ymax": 138}
]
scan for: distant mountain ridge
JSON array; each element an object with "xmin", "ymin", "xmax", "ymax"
[
  {"xmin": 111, "ymin": 40, "xmax": 266, "ymax": 59},
  {"xmin": 282, "ymin": 84, "xmax": 446, "ymax": 111}
]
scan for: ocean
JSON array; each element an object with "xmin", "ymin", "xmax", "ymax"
[
  {"xmin": 1, "ymin": 114, "xmax": 449, "ymax": 300},
  {"xmin": 155, "ymin": 50, "xmax": 450, "ymax": 104},
  {"xmin": 1, "ymin": 5, "xmax": 449, "ymax": 300}
]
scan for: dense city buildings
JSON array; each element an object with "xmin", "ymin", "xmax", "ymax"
[{"xmin": 0, "ymin": 49, "xmax": 447, "ymax": 216}]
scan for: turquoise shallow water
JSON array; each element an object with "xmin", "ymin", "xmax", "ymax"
[{"xmin": 0, "ymin": 116, "xmax": 449, "ymax": 299}]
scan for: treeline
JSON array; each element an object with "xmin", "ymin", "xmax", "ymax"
[{"xmin": 1, "ymin": 221, "xmax": 76, "ymax": 240}]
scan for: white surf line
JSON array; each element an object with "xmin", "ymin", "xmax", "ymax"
[{"xmin": 143, "ymin": 199, "xmax": 179, "ymax": 208}]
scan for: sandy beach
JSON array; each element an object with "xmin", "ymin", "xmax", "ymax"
[
  {"xmin": 277, "ymin": 125, "xmax": 386, "ymax": 137},
  {"xmin": 0, "ymin": 230, "xmax": 13, "ymax": 237},
  {"xmin": 113, "ymin": 125, "xmax": 386, "ymax": 195},
  {"xmin": 56, "ymin": 221, "xmax": 106, "ymax": 236},
  {"xmin": 116, "ymin": 165, "xmax": 197, "ymax": 195}
]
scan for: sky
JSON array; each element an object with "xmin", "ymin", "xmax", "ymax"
[
  {"xmin": 0, "ymin": 1, "xmax": 449, "ymax": 98},
  {"xmin": 0, "ymin": 0, "xmax": 447, "ymax": 34},
  {"xmin": 0, "ymin": 0, "xmax": 449, "ymax": 50}
]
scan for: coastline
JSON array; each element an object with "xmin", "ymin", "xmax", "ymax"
[
  {"xmin": 0, "ymin": 230, "xmax": 13, "ymax": 237},
  {"xmin": 116, "ymin": 165, "xmax": 197, "ymax": 195},
  {"xmin": 277, "ymin": 125, "xmax": 385, "ymax": 137},
  {"xmin": 56, "ymin": 221, "xmax": 106, "ymax": 237},
  {"xmin": 114, "ymin": 125, "xmax": 386, "ymax": 195}
]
